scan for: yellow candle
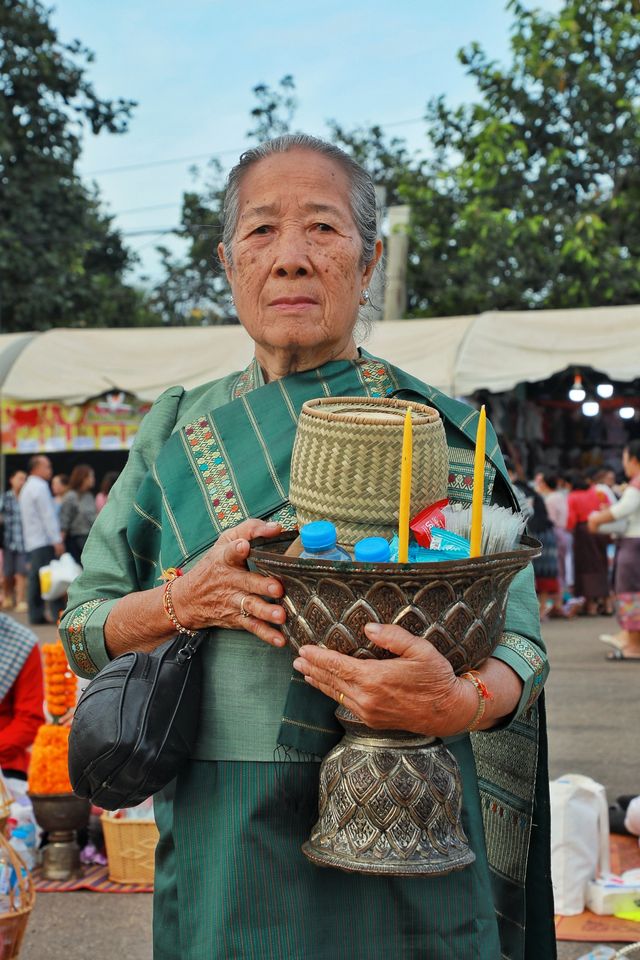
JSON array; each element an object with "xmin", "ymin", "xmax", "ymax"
[
  {"xmin": 398, "ymin": 407, "xmax": 413, "ymax": 563},
  {"xmin": 470, "ymin": 405, "xmax": 486, "ymax": 558}
]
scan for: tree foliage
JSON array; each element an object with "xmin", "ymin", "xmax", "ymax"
[
  {"xmin": 155, "ymin": 0, "xmax": 640, "ymax": 321},
  {"xmin": 0, "ymin": 0, "xmax": 151, "ymax": 330},
  {"xmin": 404, "ymin": 0, "xmax": 640, "ymax": 315}
]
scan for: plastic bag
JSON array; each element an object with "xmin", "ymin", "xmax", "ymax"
[
  {"xmin": 39, "ymin": 552, "xmax": 82, "ymax": 600},
  {"xmin": 550, "ymin": 774, "xmax": 610, "ymax": 915}
]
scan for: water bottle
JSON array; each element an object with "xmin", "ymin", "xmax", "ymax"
[
  {"xmin": 354, "ymin": 537, "xmax": 391, "ymax": 563},
  {"xmin": 299, "ymin": 521, "xmax": 351, "ymax": 561}
]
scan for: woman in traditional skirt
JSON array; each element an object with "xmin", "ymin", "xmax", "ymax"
[
  {"xmin": 567, "ymin": 471, "xmax": 611, "ymax": 615},
  {"xmin": 589, "ymin": 440, "xmax": 640, "ymax": 659}
]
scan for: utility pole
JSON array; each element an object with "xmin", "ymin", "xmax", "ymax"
[{"xmin": 383, "ymin": 205, "xmax": 410, "ymax": 321}]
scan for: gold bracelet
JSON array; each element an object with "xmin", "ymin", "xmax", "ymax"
[
  {"xmin": 461, "ymin": 671, "xmax": 492, "ymax": 732},
  {"xmin": 162, "ymin": 578, "xmax": 196, "ymax": 638}
]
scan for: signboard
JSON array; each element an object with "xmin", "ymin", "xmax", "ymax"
[{"xmin": 0, "ymin": 393, "xmax": 151, "ymax": 454}]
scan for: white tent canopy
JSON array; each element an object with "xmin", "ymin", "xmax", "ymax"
[{"xmin": 0, "ymin": 303, "xmax": 638, "ymax": 405}]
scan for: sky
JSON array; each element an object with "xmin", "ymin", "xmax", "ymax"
[{"xmin": 51, "ymin": 0, "xmax": 563, "ymax": 284}]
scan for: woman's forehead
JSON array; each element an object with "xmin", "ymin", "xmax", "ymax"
[{"xmin": 238, "ymin": 149, "xmax": 352, "ymax": 210}]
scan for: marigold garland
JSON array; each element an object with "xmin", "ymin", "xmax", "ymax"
[
  {"xmin": 42, "ymin": 641, "xmax": 77, "ymax": 717},
  {"xmin": 28, "ymin": 640, "xmax": 77, "ymax": 795},
  {"xmin": 28, "ymin": 724, "xmax": 72, "ymax": 794}
]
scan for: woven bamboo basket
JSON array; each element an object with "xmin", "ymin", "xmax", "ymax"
[
  {"xmin": 0, "ymin": 776, "xmax": 11, "ymax": 834},
  {"xmin": 0, "ymin": 834, "xmax": 35, "ymax": 960},
  {"xmin": 289, "ymin": 396, "xmax": 448, "ymax": 548},
  {"xmin": 101, "ymin": 815, "xmax": 159, "ymax": 885}
]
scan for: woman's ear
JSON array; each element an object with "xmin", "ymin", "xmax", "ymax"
[
  {"xmin": 218, "ymin": 242, "xmax": 233, "ymax": 286},
  {"xmin": 362, "ymin": 238, "xmax": 383, "ymax": 286}
]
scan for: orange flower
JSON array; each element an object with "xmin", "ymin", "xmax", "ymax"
[
  {"xmin": 28, "ymin": 724, "xmax": 72, "ymax": 794},
  {"xmin": 42, "ymin": 640, "xmax": 77, "ymax": 718}
]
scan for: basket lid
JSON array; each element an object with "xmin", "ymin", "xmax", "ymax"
[{"xmin": 300, "ymin": 396, "xmax": 440, "ymax": 426}]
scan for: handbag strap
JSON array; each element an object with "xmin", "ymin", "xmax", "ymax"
[{"xmin": 174, "ymin": 630, "xmax": 207, "ymax": 664}]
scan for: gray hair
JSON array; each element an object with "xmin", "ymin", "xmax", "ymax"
[{"xmin": 221, "ymin": 134, "xmax": 378, "ymax": 270}]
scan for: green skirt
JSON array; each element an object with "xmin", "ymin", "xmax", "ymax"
[{"xmin": 152, "ymin": 739, "xmax": 502, "ymax": 960}]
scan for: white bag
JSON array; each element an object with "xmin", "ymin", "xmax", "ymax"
[
  {"xmin": 550, "ymin": 774, "xmax": 610, "ymax": 915},
  {"xmin": 39, "ymin": 552, "xmax": 82, "ymax": 600},
  {"xmin": 624, "ymin": 796, "xmax": 640, "ymax": 837}
]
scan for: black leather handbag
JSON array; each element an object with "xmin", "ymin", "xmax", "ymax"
[{"xmin": 68, "ymin": 630, "xmax": 205, "ymax": 809}]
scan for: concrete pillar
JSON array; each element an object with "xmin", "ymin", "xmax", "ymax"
[{"xmin": 383, "ymin": 205, "xmax": 410, "ymax": 321}]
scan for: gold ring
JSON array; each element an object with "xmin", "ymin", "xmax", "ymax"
[
  {"xmin": 338, "ymin": 692, "xmax": 345, "ymax": 705},
  {"xmin": 240, "ymin": 595, "xmax": 250, "ymax": 618}
]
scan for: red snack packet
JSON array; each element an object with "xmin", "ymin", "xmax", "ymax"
[{"xmin": 410, "ymin": 499, "xmax": 449, "ymax": 547}]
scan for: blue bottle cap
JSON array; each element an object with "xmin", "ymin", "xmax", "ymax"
[
  {"xmin": 354, "ymin": 537, "xmax": 391, "ymax": 563},
  {"xmin": 300, "ymin": 521, "xmax": 338, "ymax": 551}
]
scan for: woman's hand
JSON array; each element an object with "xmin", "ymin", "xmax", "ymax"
[
  {"xmin": 170, "ymin": 518, "xmax": 287, "ymax": 647},
  {"xmin": 293, "ymin": 623, "xmax": 479, "ymax": 738},
  {"xmin": 293, "ymin": 623, "xmax": 524, "ymax": 738}
]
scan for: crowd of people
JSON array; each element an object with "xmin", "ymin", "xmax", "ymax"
[
  {"xmin": 507, "ymin": 439, "xmax": 640, "ymax": 659},
  {"xmin": 0, "ymin": 457, "xmax": 120, "ymax": 624}
]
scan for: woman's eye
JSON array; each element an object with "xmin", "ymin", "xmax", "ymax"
[
  {"xmin": 252, "ymin": 225, "xmax": 271, "ymax": 235},
  {"xmin": 315, "ymin": 222, "xmax": 334, "ymax": 233}
]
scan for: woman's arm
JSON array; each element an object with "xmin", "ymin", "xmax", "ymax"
[
  {"xmin": 0, "ymin": 647, "xmax": 45, "ymax": 765},
  {"xmin": 102, "ymin": 518, "xmax": 287, "ymax": 659},
  {"xmin": 588, "ymin": 485, "xmax": 640, "ymax": 531}
]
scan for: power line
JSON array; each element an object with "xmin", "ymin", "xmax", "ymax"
[
  {"xmin": 85, "ymin": 117, "xmax": 427, "ymax": 177},
  {"xmin": 116, "ymin": 201, "xmax": 181, "ymax": 216}
]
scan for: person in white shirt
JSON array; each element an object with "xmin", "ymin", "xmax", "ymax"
[
  {"xmin": 19, "ymin": 455, "xmax": 64, "ymax": 624},
  {"xmin": 588, "ymin": 441, "xmax": 640, "ymax": 660}
]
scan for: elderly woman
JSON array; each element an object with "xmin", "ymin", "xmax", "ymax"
[{"xmin": 60, "ymin": 135, "xmax": 554, "ymax": 960}]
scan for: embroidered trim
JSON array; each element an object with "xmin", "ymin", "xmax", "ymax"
[
  {"xmin": 357, "ymin": 358, "xmax": 397, "ymax": 398},
  {"xmin": 496, "ymin": 631, "xmax": 546, "ymax": 711},
  {"xmin": 64, "ymin": 599, "xmax": 107, "ymax": 675},
  {"xmin": 267, "ymin": 503, "xmax": 298, "ymax": 530},
  {"xmin": 184, "ymin": 415, "xmax": 246, "ymax": 531},
  {"xmin": 446, "ymin": 445, "xmax": 496, "ymax": 506},
  {"xmin": 232, "ymin": 359, "xmax": 260, "ymax": 399}
]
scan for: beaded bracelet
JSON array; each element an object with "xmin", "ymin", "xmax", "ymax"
[
  {"xmin": 162, "ymin": 575, "xmax": 196, "ymax": 638},
  {"xmin": 461, "ymin": 670, "xmax": 493, "ymax": 732}
]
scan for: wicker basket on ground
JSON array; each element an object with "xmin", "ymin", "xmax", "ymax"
[
  {"xmin": 0, "ymin": 834, "xmax": 35, "ymax": 960},
  {"xmin": 289, "ymin": 396, "xmax": 448, "ymax": 548},
  {"xmin": 101, "ymin": 815, "xmax": 159, "ymax": 885}
]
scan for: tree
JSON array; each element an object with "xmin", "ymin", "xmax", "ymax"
[
  {"xmin": 404, "ymin": 0, "xmax": 640, "ymax": 315},
  {"xmin": 0, "ymin": 0, "xmax": 152, "ymax": 330}
]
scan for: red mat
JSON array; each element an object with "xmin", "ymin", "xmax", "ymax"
[
  {"xmin": 33, "ymin": 862, "xmax": 152, "ymax": 894},
  {"xmin": 555, "ymin": 834, "xmax": 640, "ymax": 942}
]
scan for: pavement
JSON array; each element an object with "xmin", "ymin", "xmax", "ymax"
[{"xmin": 7, "ymin": 610, "xmax": 639, "ymax": 960}]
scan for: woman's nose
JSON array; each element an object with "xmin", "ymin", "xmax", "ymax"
[{"xmin": 271, "ymin": 232, "xmax": 313, "ymax": 278}]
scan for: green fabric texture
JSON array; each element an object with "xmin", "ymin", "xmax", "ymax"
[
  {"xmin": 59, "ymin": 351, "xmax": 555, "ymax": 960},
  {"xmin": 155, "ymin": 742, "xmax": 502, "ymax": 960}
]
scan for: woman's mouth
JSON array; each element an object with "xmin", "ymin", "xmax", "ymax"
[{"xmin": 269, "ymin": 297, "xmax": 318, "ymax": 309}]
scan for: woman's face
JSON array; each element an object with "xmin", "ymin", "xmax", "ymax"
[
  {"xmin": 83, "ymin": 471, "xmax": 95, "ymax": 492},
  {"xmin": 218, "ymin": 149, "xmax": 381, "ymax": 361}
]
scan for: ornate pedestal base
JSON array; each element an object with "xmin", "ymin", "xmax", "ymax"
[{"xmin": 302, "ymin": 710, "xmax": 475, "ymax": 876}]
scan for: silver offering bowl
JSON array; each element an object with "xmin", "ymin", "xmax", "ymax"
[
  {"xmin": 29, "ymin": 792, "xmax": 90, "ymax": 880},
  {"xmin": 251, "ymin": 533, "xmax": 540, "ymax": 877}
]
